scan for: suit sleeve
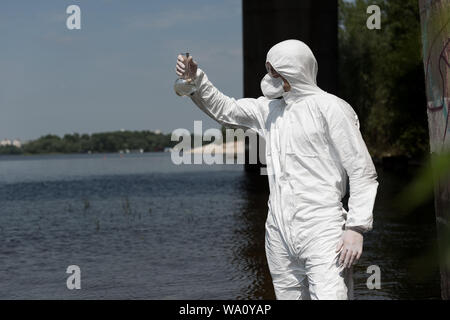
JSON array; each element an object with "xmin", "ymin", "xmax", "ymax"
[
  {"xmin": 323, "ymin": 99, "xmax": 379, "ymax": 232},
  {"xmin": 189, "ymin": 69, "xmax": 267, "ymax": 136}
]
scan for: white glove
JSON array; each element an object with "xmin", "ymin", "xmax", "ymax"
[
  {"xmin": 336, "ymin": 229, "xmax": 363, "ymax": 268},
  {"xmin": 175, "ymin": 54, "xmax": 198, "ymax": 80}
]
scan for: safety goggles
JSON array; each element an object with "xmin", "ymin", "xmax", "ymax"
[{"xmin": 265, "ymin": 62, "xmax": 280, "ymax": 78}]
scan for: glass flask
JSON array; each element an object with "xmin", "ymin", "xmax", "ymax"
[{"xmin": 174, "ymin": 52, "xmax": 197, "ymax": 96}]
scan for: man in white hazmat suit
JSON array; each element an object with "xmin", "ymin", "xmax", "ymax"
[{"xmin": 175, "ymin": 40, "xmax": 378, "ymax": 300}]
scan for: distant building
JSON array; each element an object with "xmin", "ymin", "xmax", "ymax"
[
  {"xmin": 12, "ymin": 139, "xmax": 22, "ymax": 148},
  {"xmin": 154, "ymin": 129, "xmax": 162, "ymax": 135},
  {"xmin": 0, "ymin": 139, "xmax": 22, "ymax": 148},
  {"xmin": 0, "ymin": 139, "xmax": 12, "ymax": 146}
]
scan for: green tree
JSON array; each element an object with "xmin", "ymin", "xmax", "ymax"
[{"xmin": 339, "ymin": 0, "xmax": 428, "ymax": 158}]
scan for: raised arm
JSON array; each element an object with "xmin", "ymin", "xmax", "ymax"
[{"xmin": 175, "ymin": 55, "xmax": 267, "ymax": 135}]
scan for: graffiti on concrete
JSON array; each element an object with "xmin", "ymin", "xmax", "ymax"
[{"xmin": 420, "ymin": 0, "xmax": 450, "ymax": 152}]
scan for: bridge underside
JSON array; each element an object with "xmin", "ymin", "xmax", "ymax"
[{"xmin": 242, "ymin": 0, "xmax": 338, "ymax": 172}]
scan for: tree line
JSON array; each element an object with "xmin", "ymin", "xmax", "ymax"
[
  {"xmin": 0, "ymin": 131, "xmax": 178, "ymax": 155},
  {"xmin": 338, "ymin": 0, "xmax": 428, "ymax": 158}
]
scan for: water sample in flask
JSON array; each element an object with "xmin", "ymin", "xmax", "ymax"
[{"xmin": 174, "ymin": 52, "xmax": 197, "ymax": 96}]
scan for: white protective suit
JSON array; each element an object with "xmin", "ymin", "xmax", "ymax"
[{"xmin": 189, "ymin": 40, "xmax": 378, "ymax": 300}]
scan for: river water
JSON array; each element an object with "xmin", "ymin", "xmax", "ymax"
[{"xmin": 0, "ymin": 153, "xmax": 441, "ymax": 299}]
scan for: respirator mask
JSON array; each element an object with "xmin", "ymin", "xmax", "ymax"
[{"xmin": 260, "ymin": 63, "xmax": 284, "ymax": 99}]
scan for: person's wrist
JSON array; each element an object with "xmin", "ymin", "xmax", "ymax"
[
  {"xmin": 194, "ymin": 68, "xmax": 202, "ymax": 80},
  {"xmin": 192, "ymin": 69, "xmax": 203, "ymax": 86},
  {"xmin": 345, "ymin": 226, "xmax": 365, "ymax": 235}
]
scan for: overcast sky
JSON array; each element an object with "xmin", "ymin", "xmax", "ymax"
[{"xmin": 0, "ymin": 0, "xmax": 242, "ymax": 141}]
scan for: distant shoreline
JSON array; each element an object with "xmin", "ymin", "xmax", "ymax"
[
  {"xmin": 0, "ymin": 130, "xmax": 177, "ymax": 156},
  {"xmin": 0, "ymin": 150, "xmax": 168, "ymax": 157}
]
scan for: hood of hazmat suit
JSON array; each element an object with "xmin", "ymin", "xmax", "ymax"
[{"xmin": 189, "ymin": 39, "xmax": 378, "ymax": 300}]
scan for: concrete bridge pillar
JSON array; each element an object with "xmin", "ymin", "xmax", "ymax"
[{"xmin": 242, "ymin": 0, "xmax": 338, "ymax": 172}]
